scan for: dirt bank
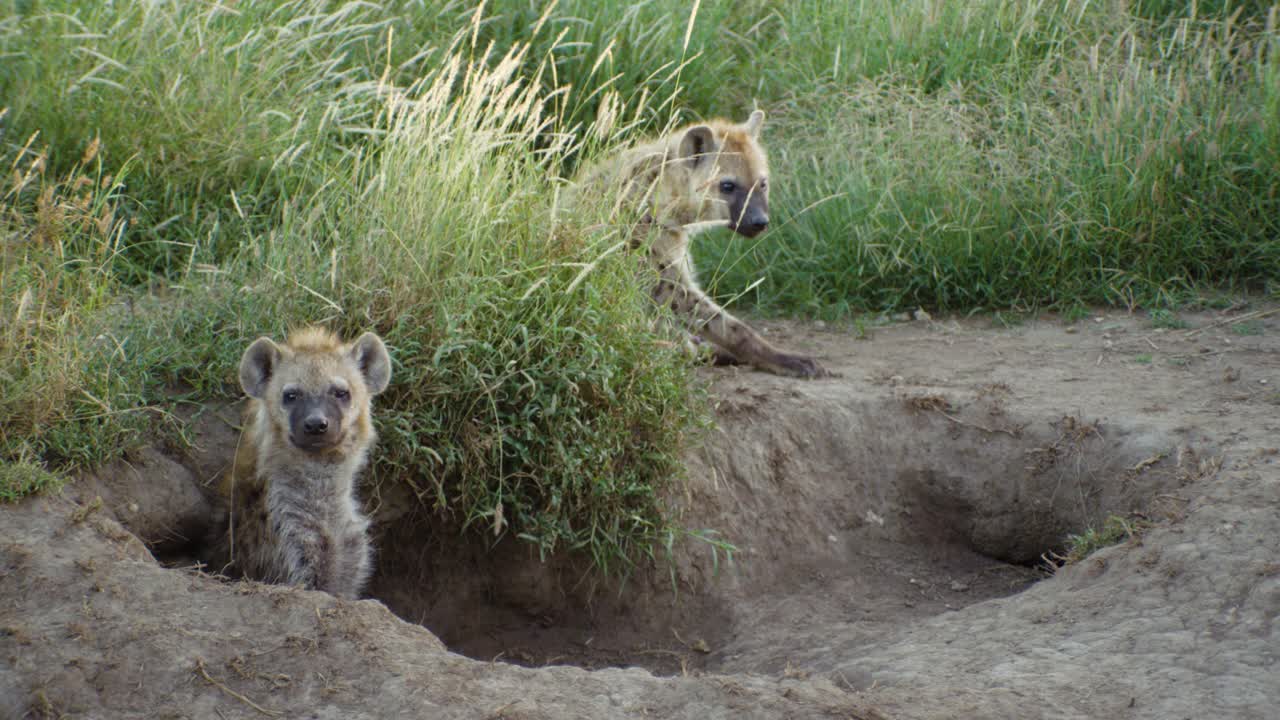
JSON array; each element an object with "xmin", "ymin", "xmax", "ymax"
[{"xmin": 2, "ymin": 304, "xmax": 1277, "ymax": 719}]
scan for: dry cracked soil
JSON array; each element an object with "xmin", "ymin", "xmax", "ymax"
[{"xmin": 2, "ymin": 304, "xmax": 1278, "ymax": 719}]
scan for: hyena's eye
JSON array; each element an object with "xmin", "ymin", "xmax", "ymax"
[
  {"xmin": 719, "ymin": 180, "xmax": 736, "ymax": 193},
  {"xmin": 332, "ymin": 387, "xmax": 350, "ymax": 401},
  {"xmin": 282, "ymin": 389, "xmax": 299, "ymax": 404}
]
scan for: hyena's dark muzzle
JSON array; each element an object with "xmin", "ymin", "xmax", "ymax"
[
  {"xmin": 728, "ymin": 188, "xmax": 769, "ymax": 238},
  {"xmin": 289, "ymin": 395, "xmax": 345, "ymax": 451}
]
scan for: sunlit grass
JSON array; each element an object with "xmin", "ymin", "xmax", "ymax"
[{"xmin": 699, "ymin": 4, "xmax": 1280, "ymax": 316}]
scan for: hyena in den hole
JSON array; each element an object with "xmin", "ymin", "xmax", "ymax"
[
  {"xmin": 204, "ymin": 327, "xmax": 391, "ymax": 599},
  {"xmin": 574, "ymin": 110, "xmax": 829, "ymax": 378}
]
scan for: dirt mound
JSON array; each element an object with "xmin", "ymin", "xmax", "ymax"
[
  {"xmin": 3, "ymin": 306, "xmax": 1278, "ymax": 719},
  {"xmin": 366, "ymin": 366, "xmax": 1181, "ymax": 678}
]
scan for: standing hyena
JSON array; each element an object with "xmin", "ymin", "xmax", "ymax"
[
  {"xmin": 204, "ymin": 327, "xmax": 392, "ymax": 599},
  {"xmin": 576, "ymin": 110, "xmax": 828, "ymax": 378}
]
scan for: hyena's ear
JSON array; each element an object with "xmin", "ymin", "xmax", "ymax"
[
  {"xmin": 349, "ymin": 332, "xmax": 391, "ymax": 395},
  {"xmin": 679, "ymin": 125, "xmax": 716, "ymax": 168},
  {"xmin": 745, "ymin": 110, "xmax": 765, "ymax": 139},
  {"xmin": 239, "ymin": 337, "xmax": 282, "ymax": 400}
]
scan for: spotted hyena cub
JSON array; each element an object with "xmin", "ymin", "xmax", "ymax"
[
  {"xmin": 576, "ymin": 110, "xmax": 828, "ymax": 378},
  {"xmin": 204, "ymin": 327, "xmax": 391, "ymax": 599}
]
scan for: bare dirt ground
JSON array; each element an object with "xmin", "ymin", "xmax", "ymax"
[{"xmin": 2, "ymin": 303, "xmax": 1278, "ymax": 719}]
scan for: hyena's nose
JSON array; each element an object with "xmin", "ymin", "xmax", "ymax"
[
  {"xmin": 746, "ymin": 214, "xmax": 769, "ymax": 235},
  {"xmin": 303, "ymin": 416, "xmax": 329, "ymax": 435}
]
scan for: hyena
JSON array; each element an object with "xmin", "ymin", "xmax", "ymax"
[
  {"xmin": 576, "ymin": 110, "xmax": 828, "ymax": 378},
  {"xmin": 204, "ymin": 327, "xmax": 392, "ymax": 599}
]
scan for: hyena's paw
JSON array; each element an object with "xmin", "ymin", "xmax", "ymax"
[
  {"xmin": 710, "ymin": 348, "xmax": 744, "ymax": 367},
  {"xmin": 769, "ymin": 353, "xmax": 834, "ymax": 379},
  {"xmin": 684, "ymin": 334, "xmax": 738, "ymax": 365},
  {"xmin": 651, "ymin": 337, "xmax": 701, "ymax": 359}
]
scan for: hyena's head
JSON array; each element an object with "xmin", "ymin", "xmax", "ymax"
[
  {"xmin": 239, "ymin": 327, "xmax": 391, "ymax": 454},
  {"xmin": 669, "ymin": 110, "xmax": 770, "ymax": 238}
]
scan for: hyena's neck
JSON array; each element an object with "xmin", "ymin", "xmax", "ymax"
[
  {"xmin": 650, "ymin": 226, "xmax": 690, "ymax": 264},
  {"xmin": 623, "ymin": 147, "xmax": 701, "ymax": 225},
  {"xmin": 257, "ymin": 440, "xmax": 368, "ymax": 505}
]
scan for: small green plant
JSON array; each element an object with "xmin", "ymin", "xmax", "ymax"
[
  {"xmin": 0, "ymin": 459, "xmax": 63, "ymax": 503},
  {"xmin": 992, "ymin": 311, "xmax": 1027, "ymax": 329},
  {"xmin": 1231, "ymin": 321, "xmax": 1264, "ymax": 336},
  {"xmin": 853, "ymin": 315, "xmax": 869, "ymax": 340},
  {"xmin": 1063, "ymin": 303, "xmax": 1091, "ymax": 324},
  {"xmin": 1149, "ymin": 309, "xmax": 1189, "ymax": 330},
  {"xmin": 1064, "ymin": 515, "xmax": 1138, "ymax": 563},
  {"xmin": 1134, "ymin": 354, "xmax": 1153, "ymax": 364}
]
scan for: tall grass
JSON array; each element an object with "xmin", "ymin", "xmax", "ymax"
[
  {"xmin": 699, "ymin": 3, "xmax": 1280, "ymax": 315},
  {"xmin": 0, "ymin": 133, "xmax": 140, "ymax": 467},
  {"xmin": 2, "ymin": 0, "xmax": 1278, "ymax": 569},
  {"xmin": 0, "ymin": 1, "xmax": 479, "ymax": 279},
  {"xmin": 241, "ymin": 32, "xmax": 709, "ymax": 567},
  {"xmin": 0, "ymin": 3, "xmax": 708, "ymax": 570}
]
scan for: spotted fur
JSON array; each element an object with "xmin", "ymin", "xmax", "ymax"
[
  {"xmin": 204, "ymin": 327, "xmax": 392, "ymax": 599},
  {"xmin": 576, "ymin": 110, "xmax": 827, "ymax": 378}
]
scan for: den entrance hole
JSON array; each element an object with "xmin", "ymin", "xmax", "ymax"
[{"xmin": 355, "ymin": 401, "xmax": 1189, "ymax": 676}]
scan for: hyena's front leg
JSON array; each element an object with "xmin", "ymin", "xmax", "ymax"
[
  {"xmin": 272, "ymin": 508, "xmax": 338, "ymax": 593},
  {"xmin": 331, "ymin": 518, "xmax": 373, "ymax": 600},
  {"xmin": 653, "ymin": 260, "xmax": 828, "ymax": 379}
]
